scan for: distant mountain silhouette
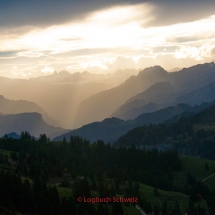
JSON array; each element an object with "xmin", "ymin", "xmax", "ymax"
[
  {"xmin": 114, "ymin": 103, "xmax": 160, "ymax": 120},
  {"xmin": 111, "ymin": 82, "xmax": 176, "ymax": 119},
  {"xmin": 0, "ymin": 69, "xmax": 138, "ymax": 128},
  {"xmin": 74, "ymin": 66, "xmax": 169, "ymax": 127},
  {"xmin": 0, "ymin": 112, "xmax": 69, "ymax": 139},
  {"xmin": 174, "ymin": 82, "xmax": 215, "ymax": 106},
  {"xmin": 1, "ymin": 132, "xmax": 20, "ymax": 139},
  {"xmin": 30, "ymin": 69, "xmax": 138, "ymax": 86},
  {"xmin": 75, "ymin": 63, "xmax": 215, "ymax": 127},
  {"xmin": 0, "ymin": 95, "xmax": 58, "ymax": 126},
  {"xmin": 0, "ymin": 78, "xmax": 118, "ymax": 128},
  {"xmin": 54, "ymin": 101, "xmax": 215, "ymax": 143},
  {"xmin": 110, "ymin": 63, "xmax": 215, "ymax": 121},
  {"xmin": 1, "ymin": 62, "xmax": 214, "ymax": 129},
  {"xmin": 170, "ymin": 62, "xmax": 215, "ymax": 93}
]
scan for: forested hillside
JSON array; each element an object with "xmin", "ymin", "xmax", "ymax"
[
  {"xmin": 114, "ymin": 104, "xmax": 215, "ymax": 161},
  {"xmin": 1, "ymin": 129, "xmax": 215, "ymax": 214}
]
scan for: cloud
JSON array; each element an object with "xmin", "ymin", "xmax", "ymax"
[
  {"xmin": 1, "ymin": 2, "xmax": 215, "ymax": 78},
  {"xmin": 1, "ymin": 0, "xmax": 215, "ymax": 28},
  {"xmin": 0, "ymin": 26, "xmax": 35, "ymax": 40},
  {"xmin": 106, "ymin": 56, "xmax": 137, "ymax": 71},
  {"xmin": 41, "ymin": 66, "xmax": 54, "ymax": 74},
  {"xmin": 136, "ymin": 54, "xmax": 207, "ymax": 70},
  {"xmin": 174, "ymin": 44, "xmax": 215, "ymax": 60},
  {"xmin": 144, "ymin": 1, "xmax": 215, "ymax": 27},
  {"xmin": 1, "ymin": 4, "xmax": 215, "ymax": 54},
  {"xmin": 0, "ymin": 51, "xmax": 20, "ymax": 59},
  {"xmin": 16, "ymin": 51, "xmax": 44, "ymax": 58},
  {"xmin": 211, "ymin": 47, "xmax": 215, "ymax": 56}
]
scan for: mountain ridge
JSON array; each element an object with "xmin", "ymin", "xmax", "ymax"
[
  {"xmin": 54, "ymin": 100, "xmax": 215, "ymax": 143},
  {"xmin": 109, "ymin": 63, "xmax": 215, "ymax": 121},
  {"xmin": 74, "ymin": 65, "xmax": 170, "ymax": 127},
  {"xmin": 0, "ymin": 95, "xmax": 58, "ymax": 127},
  {"xmin": 0, "ymin": 112, "xmax": 69, "ymax": 139}
]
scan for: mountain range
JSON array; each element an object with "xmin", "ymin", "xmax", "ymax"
[
  {"xmin": 110, "ymin": 82, "xmax": 175, "ymax": 120},
  {"xmin": 74, "ymin": 62, "xmax": 215, "ymax": 127},
  {"xmin": 74, "ymin": 66, "xmax": 170, "ymax": 128},
  {"xmin": 30, "ymin": 69, "xmax": 139, "ymax": 86},
  {"xmin": 0, "ymin": 112, "xmax": 69, "ymax": 139},
  {"xmin": 111, "ymin": 81, "xmax": 215, "ymax": 121},
  {"xmin": 0, "ymin": 95, "xmax": 58, "ymax": 126},
  {"xmin": 0, "ymin": 62, "xmax": 215, "ymax": 137},
  {"xmin": 53, "ymin": 100, "xmax": 215, "ymax": 143},
  {"xmin": 113, "ymin": 102, "xmax": 215, "ymax": 149},
  {"xmin": 1, "ymin": 132, "xmax": 21, "ymax": 139},
  {"xmin": 0, "ymin": 69, "xmax": 138, "ymax": 128}
]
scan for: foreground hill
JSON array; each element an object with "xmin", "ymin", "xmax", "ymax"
[
  {"xmin": 75, "ymin": 62, "xmax": 215, "ymax": 126},
  {"xmin": 0, "ymin": 95, "xmax": 58, "ymax": 126},
  {"xmin": 0, "ymin": 112, "xmax": 69, "ymax": 138},
  {"xmin": 54, "ymin": 101, "xmax": 215, "ymax": 143},
  {"xmin": 1, "ymin": 136, "xmax": 213, "ymax": 215}
]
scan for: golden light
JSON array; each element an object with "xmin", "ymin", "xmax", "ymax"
[{"xmin": 0, "ymin": 3, "xmax": 215, "ymax": 77}]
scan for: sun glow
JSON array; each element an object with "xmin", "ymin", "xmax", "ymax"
[{"xmin": 0, "ymin": 3, "xmax": 215, "ymax": 78}]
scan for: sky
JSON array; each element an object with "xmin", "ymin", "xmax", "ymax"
[{"xmin": 0, "ymin": 0, "xmax": 215, "ymax": 78}]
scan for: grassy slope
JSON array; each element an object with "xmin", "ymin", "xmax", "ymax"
[
  {"xmin": 56, "ymin": 187, "xmax": 141, "ymax": 215},
  {"xmin": 1, "ymin": 149, "xmax": 12, "ymax": 156},
  {"xmin": 53, "ymin": 156, "xmax": 214, "ymax": 215},
  {"xmin": 1, "ymin": 149, "xmax": 213, "ymax": 214},
  {"xmin": 140, "ymin": 183, "xmax": 188, "ymax": 210},
  {"xmin": 137, "ymin": 157, "xmax": 214, "ymax": 213},
  {"xmin": 173, "ymin": 157, "xmax": 215, "ymax": 190},
  {"xmin": 57, "ymin": 187, "xmax": 73, "ymax": 199},
  {"xmin": 139, "ymin": 182, "xmax": 209, "ymax": 214},
  {"xmin": 193, "ymin": 124, "xmax": 215, "ymax": 132},
  {"xmin": 56, "ymin": 181, "xmax": 193, "ymax": 215}
]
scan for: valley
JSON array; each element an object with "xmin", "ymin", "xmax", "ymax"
[
  {"xmin": 1, "ymin": 0, "xmax": 215, "ymax": 214},
  {"xmin": 1, "ymin": 62, "xmax": 215, "ymax": 215}
]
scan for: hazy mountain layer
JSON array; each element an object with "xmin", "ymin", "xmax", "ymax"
[
  {"xmin": 174, "ymin": 82, "xmax": 215, "ymax": 106},
  {"xmin": 1, "ymin": 62, "xmax": 214, "ymax": 129},
  {"xmin": 111, "ymin": 78, "xmax": 215, "ymax": 121},
  {"xmin": 1, "ymin": 132, "xmax": 21, "ymax": 139},
  {"xmin": 54, "ymin": 101, "xmax": 215, "ymax": 143},
  {"xmin": 114, "ymin": 103, "xmax": 161, "ymax": 120},
  {"xmin": 0, "ymin": 95, "xmax": 58, "ymax": 126},
  {"xmin": 74, "ymin": 66, "xmax": 170, "ymax": 127},
  {"xmin": 30, "ymin": 69, "xmax": 139, "ymax": 86},
  {"xmin": 107, "ymin": 63, "xmax": 215, "ymax": 121},
  {"xmin": 0, "ymin": 69, "xmax": 138, "ymax": 128},
  {"xmin": 0, "ymin": 77, "xmax": 117, "ymax": 128},
  {"xmin": 110, "ymin": 82, "xmax": 177, "ymax": 119},
  {"xmin": 75, "ymin": 62, "xmax": 215, "ymax": 127},
  {"xmin": 0, "ymin": 112, "xmax": 69, "ymax": 139}
]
